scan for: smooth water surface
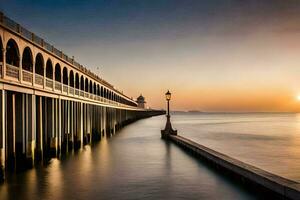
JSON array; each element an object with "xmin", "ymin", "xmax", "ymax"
[
  {"xmin": 0, "ymin": 116, "xmax": 262, "ymax": 200},
  {"xmin": 172, "ymin": 113, "xmax": 300, "ymax": 182}
]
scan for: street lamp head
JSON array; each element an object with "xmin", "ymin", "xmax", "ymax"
[{"xmin": 165, "ymin": 90, "xmax": 171, "ymax": 101}]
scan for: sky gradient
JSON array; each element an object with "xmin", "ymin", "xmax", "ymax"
[{"xmin": 2, "ymin": 0, "xmax": 300, "ymax": 112}]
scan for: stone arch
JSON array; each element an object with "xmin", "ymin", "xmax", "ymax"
[
  {"xmin": 46, "ymin": 59, "xmax": 53, "ymax": 79},
  {"xmin": 22, "ymin": 47, "xmax": 33, "ymax": 72},
  {"xmin": 100, "ymin": 86, "xmax": 103, "ymax": 97},
  {"xmin": 69, "ymin": 70, "xmax": 74, "ymax": 87},
  {"xmin": 35, "ymin": 53, "xmax": 44, "ymax": 76},
  {"xmin": 6, "ymin": 38, "xmax": 20, "ymax": 67},
  {"xmin": 63, "ymin": 67, "xmax": 68, "ymax": 85},
  {"xmin": 93, "ymin": 82, "xmax": 96, "ymax": 95},
  {"xmin": 55, "ymin": 63, "xmax": 61, "ymax": 82}
]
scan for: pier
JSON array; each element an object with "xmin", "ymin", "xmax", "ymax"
[{"xmin": 0, "ymin": 12, "xmax": 164, "ymax": 180}]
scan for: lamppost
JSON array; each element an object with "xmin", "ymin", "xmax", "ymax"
[{"xmin": 161, "ymin": 90, "xmax": 177, "ymax": 138}]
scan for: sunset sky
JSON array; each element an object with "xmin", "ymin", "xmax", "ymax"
[{"xmin": 2, "ymin": 0, "xmax": 300, "ymax": 112}]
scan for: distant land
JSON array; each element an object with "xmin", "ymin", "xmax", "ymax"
[
  {"xmin": 171, "ymin": 110, "xmax": 203, "ymax": 114},
  {"xmin": 170, "ymin": 111, "xmax": 298, "ymax": 114}
]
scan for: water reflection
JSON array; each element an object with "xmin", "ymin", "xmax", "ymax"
[
  {"xmin": 0, "ymin": 116, "xmax": 264, "ymax": 200},
  {"xmin": 46, "ymin": 159, "xmax": 63, "ymax": 199}
]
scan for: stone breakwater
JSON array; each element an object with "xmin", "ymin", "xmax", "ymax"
[{"xmin": 168, "ymin": 135, "xmax": 300, "ymax": 200}]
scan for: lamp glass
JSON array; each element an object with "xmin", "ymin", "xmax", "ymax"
[{"xmin": 165, "ymin": 90, "xmax": 171, "ymax": 101}]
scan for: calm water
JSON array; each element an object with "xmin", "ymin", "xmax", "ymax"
[
  {"xmin": 172, "ymin": 113, "xmax": 300, "ymax": 182},
  {"xmin": 0, "ymin": 115, "xmax": 265, "ymax": 200}
]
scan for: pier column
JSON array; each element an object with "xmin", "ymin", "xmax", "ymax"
[
  {"xmin": 67, "ymin": 100, "xmax": 70, "ymax": 150},
  {"xmin": 6, "ymin": 92, "xmax": 16, "ymax": 169},
  {"xmin": 53, "ymin": 98, "xmax": 58, "ymax": 155},
  {"xmin": 36, "ymin": 96, "xmax": 43, "ymax": 160},
  {"xmin": 87, "ymin": 104, "xmax": 90, "ymax": 143},
  {"xmin": 83, "ymin": 103, "xmax": 86, "ymax": 144},
  {"xmin": 80, "ymin": 102, "xmax": 83, "ymax": 147},
  {"xmin": 70, "ymin": 101, "xmax": 74, "ymax": 148},
  {"xmin": 27, "ymin": 94, "xmax": 36, "ymax": 165},
  {"xmin": 0, "ymin": 90, "xmax": 5, "ymax": 179},
  {"xmin": 50, "ymin": 98, "xmax": 57, "ymax": 155},
  {"xmin": 58, "ymin": 98, "xmax": 61, "ymax": 155},
  {"xmin": 62, "ymin": 100, "xmax": 67, "ymax": 151}
]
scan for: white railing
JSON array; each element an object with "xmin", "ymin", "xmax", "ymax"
[
  {"xmin": 63, "ymin": 85, "xmax": 68, "ymax": 93},
  {"xmin": 46, "ymin": 78, "xmax": 53, "ymax": 89},
  {"xmin": 6, "ymin": 64, "xmax": 19, "ymax": 79},
  {"xmin": 75, "ymin": 88, "xmax": 79, "ymax": 96},
  {"xmin": 80, "ymin": 90, "xmax": 84, "ymax": 97},
  {"xmin": 35, "ymin": 74, "xmax": 44, "ymax": 86},
  {"xmin": 55, "ymin": 81, "xmax": 62, "ymax": 91},
  {"xmin": 69, "ymin": 87, "xmax": 74, "ymax": 95},
  {"xmin": 22, "ymin": 70, "xmax": 33, "ymax": 83},
  {"xmin": 1, "ymin": 64, "xmax": 134, "ymax": 108}
]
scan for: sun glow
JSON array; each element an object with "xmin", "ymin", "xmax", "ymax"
[{"xmin": 297, "ymin": 95, "xmax": 300, "ymax": 101}]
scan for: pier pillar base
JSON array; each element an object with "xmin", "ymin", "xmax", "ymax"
[
  {"xmin": 0, "ymin": 148, "xmax": 5, "ymax": 181},
  {"xmin": 50, "ymin": 137, "xmax": 58, "ymax": 157}
]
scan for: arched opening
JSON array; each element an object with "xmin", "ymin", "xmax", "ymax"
[
  {"xmin": 22, "ymin": 47, "xmax": 33, "ymax": 72},
  {"xmin": 55, "ymin": 63, "xmax": 61, "ymax": 82},
  {"xmin": 80, "ymin": 76, "xmax": 84, "ymax": 90},
  {"xmin": 46, "ymin": 59, "xmax": 53, "ymax": 79},
  {"xmin": 104, "ymin": 88, "xmax": 107, "ymax": 98},
  {"xmin": 75, "ymin": 73, "xmax": 79, "ymax": 89},
  {"xmin": 63, "ymin": 67, "xmax": 68, "ymax": 85},
  {"xmin": 6, "ymin": 39, "xmax": 20, "ymax": 67},
  {"xmin": 100, "ymin": 86, "xmax": 103, "ymax": 97},
  {"xmin": 97, "ymin": 85, "xmax": 100, "ymax": 96},
  {"xmin": 89, "ymin": 80, "xmax": 92, "ymax": 94},
  {"xmin": 93, "ymin": 83, "xmax": 96, "ymax": 95},
  {"xmin": 35, "ymin": 53, "xmax": 44, "ymax": 76},
  {"xmin": 69, "ymin": 70, "xmax": 74, "ymax": 87},
  {"xmin": 85, "ymin": 78, "xmax": 88, "ymax": 92}
]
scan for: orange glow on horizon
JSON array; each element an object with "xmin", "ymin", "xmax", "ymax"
[{"xmin": 141, "ymin": 86, "xmax": 300, "ymax": 113}]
